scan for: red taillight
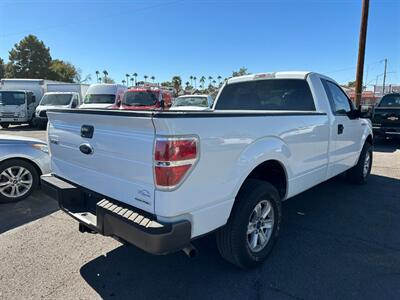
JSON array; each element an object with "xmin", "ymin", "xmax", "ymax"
[
  {"xmin": 154, "ymin": 137, "xmax": 198, "ymax": 189},
  {"xmin": 155, "ymin": 139, "xmax": 197, "ymax": 161}
]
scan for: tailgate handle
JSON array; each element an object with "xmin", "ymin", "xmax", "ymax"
[{"xmin": 79, "ymin": 143, "xmax": 94, "ymax": 155}]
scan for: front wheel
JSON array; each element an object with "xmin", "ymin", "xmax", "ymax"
[
  {"xmin": 216, "ymin": 179, "xmax": 281, "ymax": 269},
  {"xmin": 1, "ymin": 123, "xmax": 10, "ymax": 129},
  {"xmin": 0, "ymin": 159, "xmax": 39, "ymax": 203},
  {"xmin": 346, "ymin": 142, "xmax": 373, "ymax": 184}
]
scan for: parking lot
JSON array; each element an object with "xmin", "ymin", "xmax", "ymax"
[{"xmin": 0, "ymin": 125, "xmax": 399, "ymax": 300}]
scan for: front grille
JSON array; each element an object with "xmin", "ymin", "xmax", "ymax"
[
  {"xmin": 39, "ymin": 111, "xmax": 47, "ymax": 118},
  {"xmin": 1, "ymin": 112, "xmax": 15, "ymax": 118}
]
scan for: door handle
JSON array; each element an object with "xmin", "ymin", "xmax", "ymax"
[{"xmin": 338, "ymin": 124, "xmax": 344, "ymax": 135}]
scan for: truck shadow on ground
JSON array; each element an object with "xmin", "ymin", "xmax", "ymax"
[
  {"xmin": 0, "ymin": 190, "xmax": 58, "ymax": 234},
  {"xmin": 80, "ymin": 173, "xmax": 400, "ymax": 300},
  {"xmin": 374, "ymin": 138, "xmax": 400, "ymax": 153}
]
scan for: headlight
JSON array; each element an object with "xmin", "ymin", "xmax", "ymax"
[{"xmin": 31, "ymin": 143, "xmax": 49, "ymax": 153}]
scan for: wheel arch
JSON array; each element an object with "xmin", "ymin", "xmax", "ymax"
[{"xmin": 0, "ymin": 157, "xmax": 43, "ymax": 178}]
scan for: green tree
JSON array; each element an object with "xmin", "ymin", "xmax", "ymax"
[
  {"xmin": 144, "ymin": 75, "xmax": 148, "ymax": 82},
  {"xmin": 193, "ymin": 76, "xmax": 197, "ymax": 88},
  {"xmin": 217, "ymin": 75, "xmax": 222, "ymax": 85},
  {"xmin": 125, "ymin": 74, "xmax": 130, "ymax": 85},
  {"xmin": 103, "ymin": 70, "xmax": 108, "ymax": 81},
  {"xmin": 122, "ymin": 79, "xmax": 126, "ymax": 85},
  {"xmin": 130, "ymin": 77, "xmax": 134, "ymax": 86},
  {"xmin": 172, "ymin": 76, "xmax": 182, "ymax": 94},
  {"xmin": 48, "ymin": 59, "xmax": 77, "ymax": 82},
  {"xmin": 95, "ymin": 70, "xmax": 100, "ymax": 82},
  {"xmin": 199, "ymin": 76, "xmax": 206, "ymax": 89},
  {"xmin": 161, "ymin": 81, "xmax": 172, "ymax": 87},
  {"xmin": 208, "ymin": 76, "xmax": 213, "ymax": 85},
  {"xmin": 132, "ymin": 72, "xmax": 138, "ymax": 85},
  {"xmin": 232, "ymin": 67, "xmax": 248, "ymax": 77},
  {"xmin": 347, "ymin": 80, "xmax": 356, "ymax": 88},
  {"xmin": 102, "ymin": 76, "xmax": 114, "ymax": 84},
  {"xmin": 0, "ymin": 58, "xmax": 4, "ymax": 79},
  {"xmin": 189, "ymin": 75, "xmax": 193, "ymax": 86},
  {"xmin": 6, "ymin": 35, "xmax": 52, "ymax": 78},
  {"xmin": 151, "ymin": 76, "xmax": 155, "ymax": 83}
]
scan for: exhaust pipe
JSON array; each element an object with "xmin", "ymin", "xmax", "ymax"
[{"xmin": 182, "ymin": 244, "xmax": 198, "ymax": 258}]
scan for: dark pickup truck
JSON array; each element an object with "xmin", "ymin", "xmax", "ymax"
[{"xmin": 372, "ymin": 93, "xmax": 400, "ymax": 138}]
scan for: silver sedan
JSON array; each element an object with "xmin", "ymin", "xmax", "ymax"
[{"xmin": 0, "ymin": 135, "xmax": 50, "ymax": 203}]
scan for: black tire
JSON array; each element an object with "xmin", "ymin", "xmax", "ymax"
[
  {"xmin": 0, "ymin": 159, "xmax": 39, "ymax": 203},
  {"xmin": 216, "ymin": 179, "xmax": 282, "ymax": 269},
  {"xmin": 346, "ymin": 142, "xmax": 373, "ymax": 185},
  {"xmin": 1, "ymin": 123, "xmax": 10, "ymax": 129}
]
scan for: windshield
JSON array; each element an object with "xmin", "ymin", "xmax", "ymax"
[
  {"xmin": 122, "ymin": 91, "xmax": 158, "ymax": 106},
  {"xmin": 40, "ymin": 94, "xmax": 72, "ymax": 106},
  {"xmin": 0, "ymin": 92, "xmax": 25, "ymax": 106},
  {"xmin": 84, "ymin": 94, "xmax": 115, "ymax": 104},
  {"xmin": 378, "ymin": 94, "xmax": 400, "ymax": 108},
  {"xmin": 173, "ymin": 97, "xmax": 209, "ymax": 107}
]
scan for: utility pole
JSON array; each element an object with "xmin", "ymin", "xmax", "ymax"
[
  {"xmin": 355, "ymin": 0, "xmax": 370, "ymax": 107},
  {"xmin": 382, "ymin": 58, "xmax": 387, "ymax": 95}
]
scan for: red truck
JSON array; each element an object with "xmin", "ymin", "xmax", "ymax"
[{"xmin": 112, "ymin": 87, "xmax": 173, "ymax": 110}]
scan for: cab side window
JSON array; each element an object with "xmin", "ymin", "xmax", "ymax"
[
  {"xmin": 71, "ymin": 94, "xmax": 79, "ymax": 107},
  {"xmin": 322, "ymin": 80, "xmax": 353, "ymax": 115},
  {"xmin": 27, "ymin": 93, "xmax": 35, "ymax": 104}
]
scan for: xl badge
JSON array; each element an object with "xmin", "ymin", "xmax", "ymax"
[{"xmin": 388, "ymin": 116, "xmax": 398, "ymax": 121}]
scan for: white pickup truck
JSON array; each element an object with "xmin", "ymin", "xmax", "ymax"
[{"xmin": 41, "ymin": 71, "xmax": 373, "ymax": 268}]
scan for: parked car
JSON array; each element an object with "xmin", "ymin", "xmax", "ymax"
[
  {"xmin": 33, "ymin": 92, "xmax": 82, "ymax": 127},
  {"xmin": 79, "ymin": 84, "xmax": 127, "ymax": 109},
  {"xmin": 0, "ymin": 135, "xmax": 50, "ymax": 203},
  {"xmin": 372, "ymin": 93, "xmax": 400, "ymax": 139},
  {"xmin": 112, "ymin": 87, "xmax": 173, "ymax": 110},
  {"xmin": 170, "ymin": 95, "xmax": 213, "ymax": 111},
  {"xmin": 41, "ymin": 71, "xmax": 373, "ymax": 268}
]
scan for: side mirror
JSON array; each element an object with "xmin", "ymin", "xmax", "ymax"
[
  {"xmin": 358, "ymin": 105, "xmax": 374, "ymax": 119},
  {"xmin": 160, "ymin": 99, "xmax": 165, "ymax": 109}
]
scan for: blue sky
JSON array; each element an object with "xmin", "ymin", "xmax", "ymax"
[{"xmin": 0, "ymin": 0, "xmax": 399, "ymax": 87}]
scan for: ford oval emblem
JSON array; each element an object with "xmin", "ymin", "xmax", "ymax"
[{"xmin": 79, "ymin": 143, "xmax": 94, "ymax": 155}]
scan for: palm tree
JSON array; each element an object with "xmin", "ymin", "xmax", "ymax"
[
  {"xmin": 208, "ymin": 76, "xmax": 213, "ymax": 86},
  {"xmin": 130, "ymin": 77, "xmax": 134, "ymax": 86},
  {"xmin": 103, "ymin": 70, "xmax": 108, "ymax": 81},
  {"xmin": 193, "ymin": 76, "xmax": 197, "ymax": 88},
  {"xmin": 185, "ymin": 81, "xmax": 190, "ymax": 88},
  {"xmin": 212, "ymin": 80, "xmax": 216, "ymax": 86},
  {"xmin": 125, "ymin": 74, "xmax": 130, "ymax": 85},
  {"xmin": 217, "ymin": 75, "xmax": 222, "ymax": 85},
  {"xmin": 98, "ymin": 77, "xmax": 102, "ymax": 83},
  {"xmin": 144, "ymin": 75, "xmax": 148, "ymax": 83},
  {"xmin": 133, "ymin": 73, "xmax": 138, "ymax": 86},
  {"xmin": 199, "ymin": 76, "xmax": 206, "ymax": 89},
  {"xmin": 95, "ymin": 70, "xmax": 100, "ymax": 82},
  {"xmin": 151, "ymin": 76, "xmax": 155, "ymax": 83},
  {"xmin": 189, "ymin": 76, "xmax": 193, "ymax": 86},
  {"xmin": 122, "ymin": 79, "xmax": 126, "ymax": 85}
]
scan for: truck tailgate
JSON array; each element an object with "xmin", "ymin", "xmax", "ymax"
[{"xmin": 47, "ymin": 110, "xmax": 156, "ymax": 213}]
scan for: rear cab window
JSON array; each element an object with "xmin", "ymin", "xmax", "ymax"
[{"xmin": 215, "ymin": 79, "xmax": 316, "ymax": 111}]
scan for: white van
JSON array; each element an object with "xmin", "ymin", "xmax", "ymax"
[
  {"xmin": 33, "ymin": 92, "xmax": 82, "ymax": 127},
  {"xmin": 79, "ymin": 84, "xmax": 127, "ymax": 109}
]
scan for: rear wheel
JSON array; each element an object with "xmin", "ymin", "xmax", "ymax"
[
  {"xmin": 0, "ymin": 159, "xmax": 39, "ymax": 203},
  {"xmin": 346, "ymin": 142, "xmax": 373, "ymax": 184},
  {"xmin": 216, "ymin": 179, "xmax": 281, "ymax": 269},
  {"xmin": 1, "ymin": 123, "xmax": 10, "ymax": 129}
]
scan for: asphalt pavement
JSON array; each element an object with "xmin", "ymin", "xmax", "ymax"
[{"xmin": 0, "ymin": 125, "xmax": 399, "ymax": 300}]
